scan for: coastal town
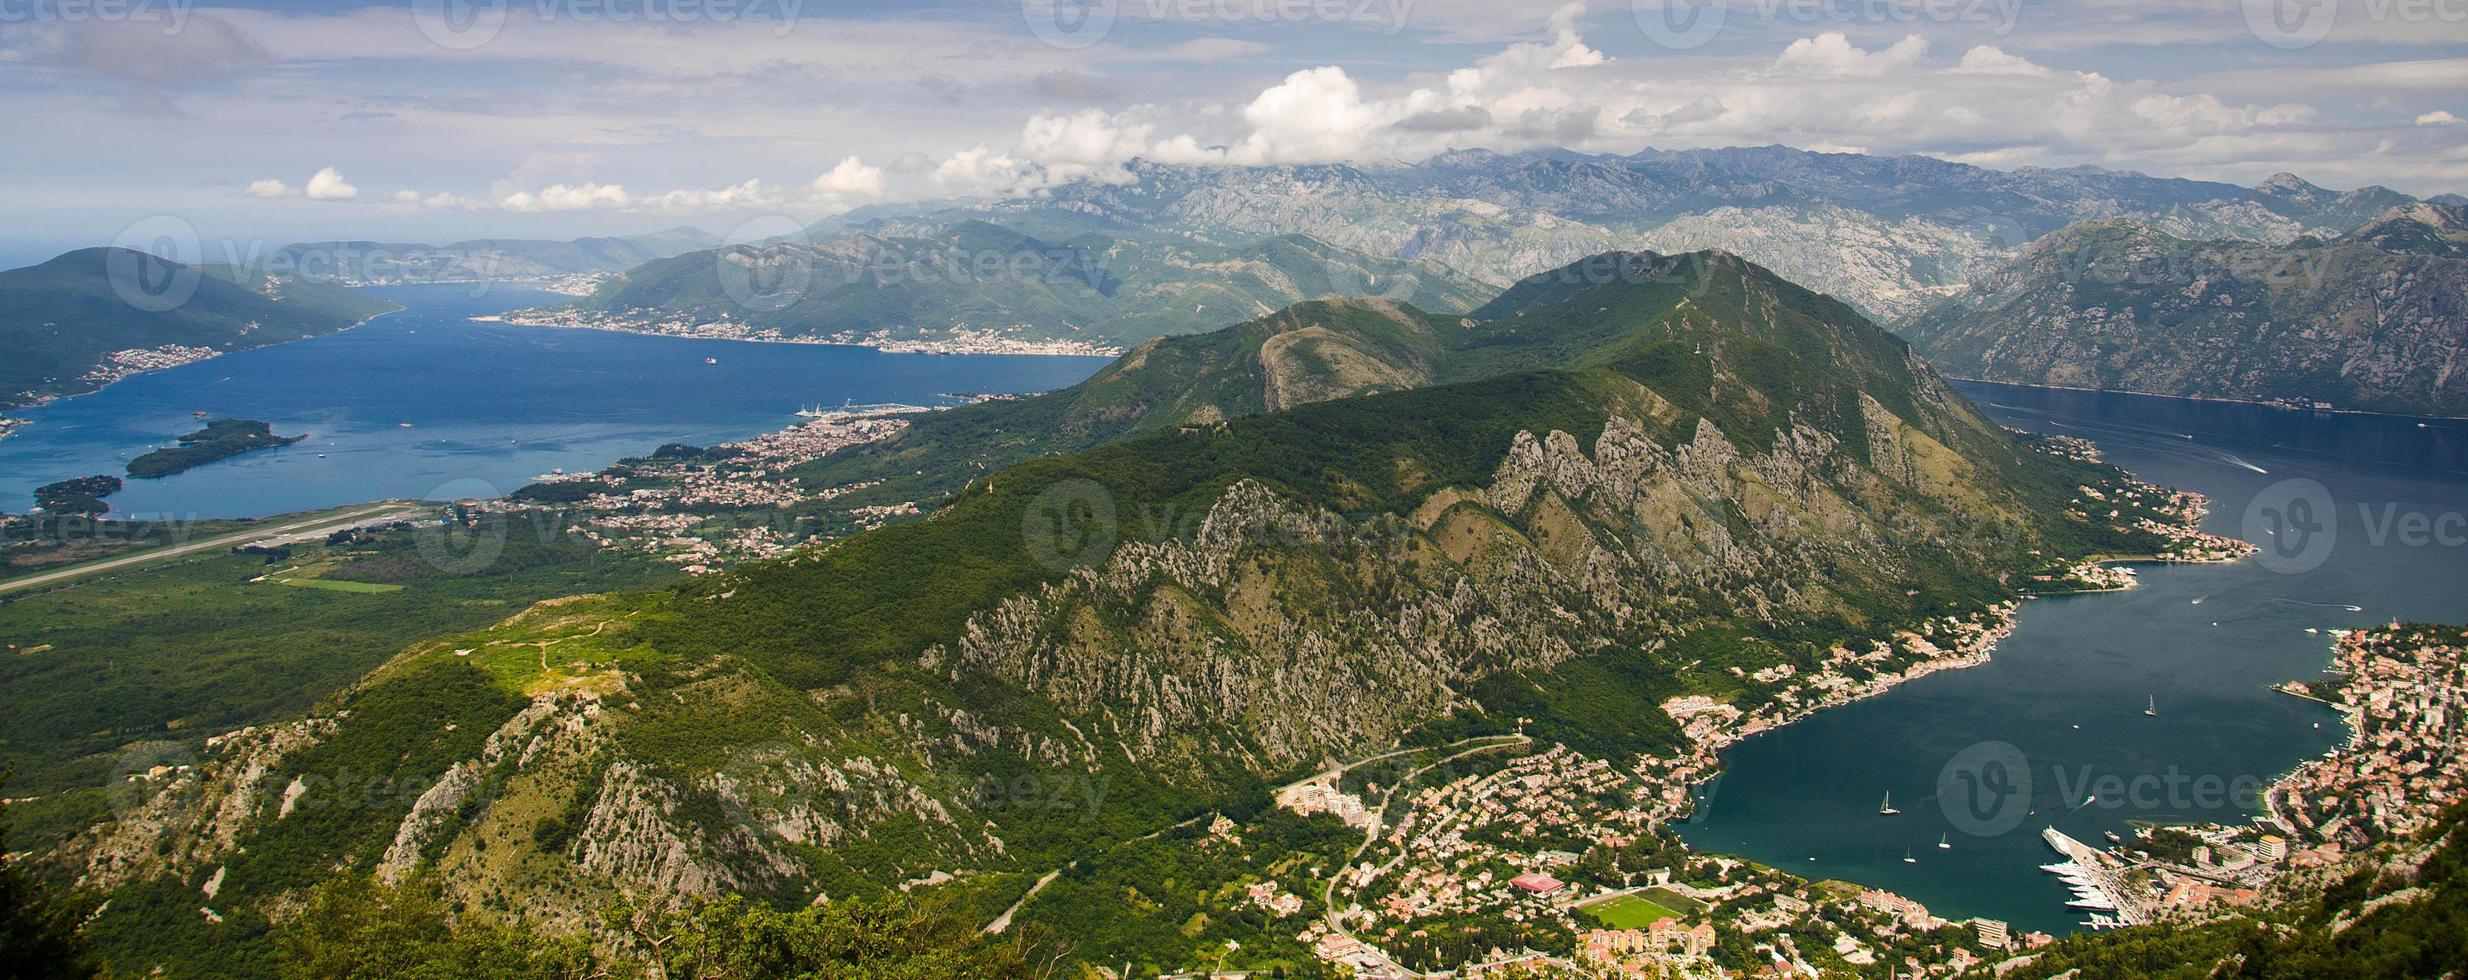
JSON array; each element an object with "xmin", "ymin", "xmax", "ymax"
[
  {"xmin": 484, "ymin": 404, "xmax": 934, "ymax": 573},
  {"xmin": 1204, "ymin": 441, "xmax": 2401, "ymax": 979},
  {"xmin": 481, "ymin": 304, "xmax": 1125, "ymax": 357}
]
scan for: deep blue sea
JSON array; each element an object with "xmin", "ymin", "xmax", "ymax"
[
  {"xmin": 1677, "ymin": 381, "xmax": 2468, "ymax": 934},
  {"xmin": 0, "ymin": 283, "xmax": 1110, "ymax": 519}
]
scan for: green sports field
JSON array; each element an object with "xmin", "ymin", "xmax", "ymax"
[{"xmin": 1582, "ymin": 893, "xmax": 1683, "ymax": 929}]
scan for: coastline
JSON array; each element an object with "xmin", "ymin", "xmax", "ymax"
[
  {"xmin": 476, "ymin": 308, "xmax": 1127, "ymax": 359},
  {"xmin": 1950, "ymin": 376, "xmax": 2468, "ymax": 424},
  {"xmin": 0, "ymin": 306, "xmax": 404, "ymax": 442},
  {"xmin": 1656, "ymin": 484, "xmax": 2253, "ymax": 929}
]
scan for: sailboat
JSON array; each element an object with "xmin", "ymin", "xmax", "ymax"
[
  {"xmin": 1902, "ymin": 847, "xmax": 1917, "ymax": 864},
  {"xmin": 1938, "ymin": 833, "xmax": 1951, "ymax": 850},
  {"xmin": 1879, "ymin": 792, "xmax": 1901, "ymax": 816},
  {"xmin": 2145, "ymin": 695, "xmax": 2158, "ymax": 718}
]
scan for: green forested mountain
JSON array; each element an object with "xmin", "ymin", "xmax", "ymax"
[
  {"xmin": 557, "ymin": 220, "xmax": 1493, "ymax": 347},
  {"xmin": 41, "ymin": 251, "xmax": 2191, "ymax": 977},
  {"xmin": 1898, "ymin": 204, "xmax": 2468, "ymax": 416},
  {"xmin": 0, "ymin": 248, "xmax": 398, "ymax": 408}
]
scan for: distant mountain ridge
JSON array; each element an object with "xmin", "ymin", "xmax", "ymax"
[
  {"xmin": 807, "ymin": 147, "xmax": 2413, "ymax": 323},
  {"xmin": 0, "ymin": 247, "xmax": 399, "ymax": 409},
  {"xmin": 553, "ymin": 221, "xmax": 1493, "ymax": 347},
  {"xmin": 268, "ymin": 226, "xmax": 718, "ymax": 285},
  {"xmin": 1898, "ymin": 203, "xmax": 2468, "ymax": 416}
]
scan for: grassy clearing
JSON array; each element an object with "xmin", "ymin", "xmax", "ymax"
[
  {"xmin": 1583, "ymin": 893, "xmax": 1684, "ymax": 929},
  {"xmin": 266, "ymin": 574, "xmax": 405, "ymax": 593}
]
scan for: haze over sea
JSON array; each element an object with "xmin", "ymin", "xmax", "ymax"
[
  {"xmin": 1678, "ymin": 381, "xmax": 2468, "ymax": 934},
  {"xmin": 0, "ymin": 284, "xmax": 1110, "ymax": 519}
]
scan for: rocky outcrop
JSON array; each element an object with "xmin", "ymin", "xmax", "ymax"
[{"xmin": 1901, "ymin": 207, "xmax": 2468, "ymax": 416}]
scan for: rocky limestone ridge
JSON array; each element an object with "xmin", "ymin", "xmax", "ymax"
[{"xmin": 1899, "ymin": 208, "xmax": 2468, "ymax": 416}]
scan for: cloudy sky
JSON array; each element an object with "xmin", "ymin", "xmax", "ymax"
[{"xmin": 1, "ymin": 0, "xmax": 2462, "ymax": 264}]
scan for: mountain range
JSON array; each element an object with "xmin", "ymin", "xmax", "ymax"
[
  {"xmin": 811, "ymin": 148, "xmax": 2416, "ymax": 324},
  {"xmin": 563, "ymin": 221, "xmax": 1491, "ymax": 348},
  {"xmin": 49, "ymin": 250, "xmax": 2193, "ymax": 976},
  {"xmin": 1900, "ymin": 203, "xmax": 2468, "ymax": 416},
  {"xmin": 267, "ymin": 226, "xmax": 718, "ymax": 286}
]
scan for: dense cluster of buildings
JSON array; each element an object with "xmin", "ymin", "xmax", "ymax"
[
  {"xmin": 2268, "ymin": 626, "xmax": 2468, "ymax": 853},
  {"xmin": 495, "ymin": 408, "xmax": 918, "ymax": 573},
  {"xmin": 78, "ymin": 344, "xmax": 222, "ymax": 386}
]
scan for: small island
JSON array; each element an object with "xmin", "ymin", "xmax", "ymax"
[
  {"xmin": 127, "ymin": 418, "xmax": 305, "ymax": 479},
  {"xmin": 33, "ymin": 474, "xmax": 122, "ymax": 514}
]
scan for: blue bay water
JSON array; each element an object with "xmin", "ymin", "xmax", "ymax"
[
  {"xmin": 0, "ymin": 284, "xmax": 1110, "ymax": 519},
  {"xmin": 1675, "ymin": 382, "xmax": 2468, "ymax": 935}
]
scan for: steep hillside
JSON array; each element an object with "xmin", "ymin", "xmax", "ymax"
[
  {"xmin": 0, "ymin": 248, "xmax": 399, "ymax": 408},
  {"xmin": 546, "ymin": 222, "xmax": 1491, "ymax": 348},
  {"xmin": 45, "ymin": 251, "xmax": 2196, "ymax": 976},
  {"xmin": 1899, "ymin": 205, "xmax": 2468, "ymax": 416}
]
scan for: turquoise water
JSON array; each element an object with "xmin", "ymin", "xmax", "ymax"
[
  {"xmin": 0, "ymin": 284, "xmax": 1110, "ymax": 519},
  {"xmin": 1676, "ymin": 382, "xmax": 2468, "ymax": 934}
]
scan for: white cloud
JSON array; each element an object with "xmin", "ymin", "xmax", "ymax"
[
  {"xmin": 2418, "ymin": 110, "xmax": 2464, "ymax": 126},
  {"xmin": 246, "ymin": 178, "xmax": 295, "ymax": 198},
  {"xmin": 811, "ymin": 156, "xmax": 886, "ymax": 197},
  {"xmin": 303, "ymin": 166, "xmax": 358, "ymax": 201},
  {"xmin": 1773, "ymin": 33, "xmax": 1930, "ymax": 77},
  {"xmin": 1951, "ymin": 46, "xmax": 2049, "ymax": 77}
]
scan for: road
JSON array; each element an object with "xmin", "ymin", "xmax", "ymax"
[
  {"xmin": 1315, "ymin": 734, "xmax": 1532, "ymax": 979},
  {"xmin": 0, "ymin": 503, "xmax": 426, "ymax": 596}
]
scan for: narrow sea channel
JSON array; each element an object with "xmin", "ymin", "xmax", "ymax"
[{"xmin": 1674, "ymin": 382, "xmax": 2468, "ymax": 934}]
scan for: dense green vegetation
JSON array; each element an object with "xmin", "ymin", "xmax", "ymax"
[
  {"xmin": 29, "ymin": 477, "xmax": 120, "ymax": 516},
  {"xmin": 126, "ymin": 419, "xmax": 305, "ymax": 478},
  {"xmin": 0, "ymin": 248, "xmax": 396, "ymax": 407},
  {"xmin": 270, "ymin": 874, "xmax": 1047, "ymax": 979},
  {"xmin": 0, "ymin": 511, "xmax": 674, "ymax": 848},
  {"xmin": 22, "ymin": 249, "xmax": 2200, "ymax": 978},
  {"xmin": 0, "ymin": 769, "xmax": 96, "ymax": 980}
]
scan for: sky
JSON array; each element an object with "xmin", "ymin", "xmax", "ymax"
[{"xmin": 0, "ymin": 0, "xmax": 2463, "ymax": 265}]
